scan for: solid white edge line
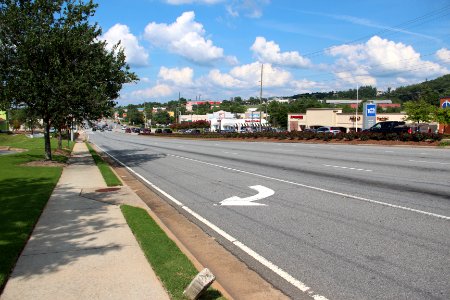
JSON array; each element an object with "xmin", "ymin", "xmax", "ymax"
[{"xmin": 92, "ymin": 142, "xmax": 329, "ymax": 300}]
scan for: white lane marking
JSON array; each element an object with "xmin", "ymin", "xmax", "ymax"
[
  {"xmin": 223, "ymin": 151, "xmax": 238, "ymax": 155},
  {"xmin": 167, "ymin": 154, "xmax": 449, "ymax": 221},
  {"xmin": 409, "ymin": 160, "xmax": 450, "ymax": 165},
  {"xmin": 93, "ymin": 143, "xmax": 328, "ymax": 300},
  {"xmin": 220, "ymin": 185, "xmax": 274, "ymax": 206},
  {"xmin": 384, "ymin": 151, "xmax": 394, "ymax": 153},
  {"xmin": 323, "ymin": 164, "xmax": 372, "ymax": 172}
]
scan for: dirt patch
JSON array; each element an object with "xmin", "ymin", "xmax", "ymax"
[{"xmin": 23, "ymin": 160, "xmax": 66, "ymax": 167}]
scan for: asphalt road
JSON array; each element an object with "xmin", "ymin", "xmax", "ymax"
[{"xmin": 89, "ymin": 131, "xmax": 450, "ymax": 300}]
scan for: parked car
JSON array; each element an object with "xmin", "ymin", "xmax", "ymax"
[
  {"xmin": 155, "ymin": 128, "xmax": 163, "ymax": 133},
  {"xmin": 316, "ymin": 126, "xmax": 341, "ymax": 134},
  {"xmin": 141, "ymin": 128, "xmax": 151, "ymax": 134},
  {"xmin": 364, "ymin": 121, "xmax": 411, "ymax": 134},
  {"xmin": 162, "ymin": 128, "xmax": 172, "ymax": 134},
  {"xmin": 125, "ymin": 128, "xmax": 131, "ymax": 133}
]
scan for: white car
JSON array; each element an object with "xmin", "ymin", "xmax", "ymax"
[{"xmin": 316, "ymin": 126, "xmax": 342, "ymax": 134}]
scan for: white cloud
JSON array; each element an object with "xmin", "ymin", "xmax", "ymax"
[
  {"xmin": 328, "ymin": 35, "xmax": 448, "ymax": 85},
  {"xmin": 436, "ymin": 48, "xmax": 450, "ymax": 63},
  {"xmin": 101, "ymin": 24, "xmax": 149, "ymax": 67},
  {"xmin": 251, "ymin": 37, "xmax": 311, "ymax": 68},
  {"xmin": 158, "ymin": 67, "xmax": 194, "ymax": 86},
  {"xmin": 132, "ymin": 84, "xmax": 173, "ymax": 99},
  {"xmin": 165, "ymin": 0, "xmax": 224, "ymax": 4},
  {"xmin": 230, "ymin": 62, "xmax": 291, "ymax": 87},
  {"xmin": 144, "ymin": 11, "xmax": 225, "ymax": 65},
  {"xmin": 206, "ymin": 69, "xmax": 245, "ymax": 88},
  {"xmin": 226, "ymin": 0, "xmax": 270, "ymax": 18}
]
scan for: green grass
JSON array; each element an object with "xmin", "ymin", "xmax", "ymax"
[
  {"xmin": 0, "ymin": 134, "xmax": 72, "ymax": 290},
  {"xmin": 85, "ymin": 142, "xmax": 122, "ymax": 187},
  {"xmin": 121, "ymin": 205, "xmax": 225, "ymax": 300}
]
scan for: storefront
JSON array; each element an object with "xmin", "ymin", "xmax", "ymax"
[{"xmin": 288, "ymin": 108, "xmax": 410, "ymax": 132}]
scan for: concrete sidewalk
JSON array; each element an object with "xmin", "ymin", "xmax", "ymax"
[{"xmin": 1, "ymin": 142, "xmax": 170, "ymax": 300}]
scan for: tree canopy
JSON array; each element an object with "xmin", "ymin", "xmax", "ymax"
[{"xmin": 0, "ymin": 0, "xmax": 137, "ymax": 159}]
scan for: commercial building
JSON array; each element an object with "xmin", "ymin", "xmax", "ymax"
[
  {"xmin": 179, "ymin": 110, "xmax": 268, "ymax": 131},
  {"xmin": 287, "ymin": 108, "xmax": 409, "ymax": 132}
]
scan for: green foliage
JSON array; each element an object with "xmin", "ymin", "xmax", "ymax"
[
  {"xmin": 0, "ymin": 134, "xmax": 67, "ymax": 288},
  {"xmin": 0, "ymin": 0, "xmax": 137, "ymax": 160},
  {"xmin": 219, "ymin": 100, "xmax": 246, "ymax": 113},
  {"xmin": 433, "ymin": 107, "xmax": 450, "ymax": 126},
  {"xmin": 404, "ymin": 100, "xmax": 435, "ymax": 124},
  {"xmin": 125, "ymin": 104, "xmax": 144, "ymax": 126},
  {"xmin": 389, "ymin": 75, "xmax": 450, "ymax": 104},
  {"xmin": 121, "ymin": 205, "xmax": 224, "ymax": 300},
  {"xmin": 152, "ymin": 110, "xmax": 171, "ymax": 125}
]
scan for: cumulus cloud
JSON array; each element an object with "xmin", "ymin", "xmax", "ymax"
[
  {"xmin": 206, "ymin": 69, "xmax": 246, "ymax": 88},
  {"xmin": 132, "ymin": 84, "xmax": 173, "ymax": 99},
  {"xmin": 436, "ymin": 48, "xmax": 450, "ymax": 63},
  {"xmin": 251, "ymin": 37, "xmax": 311, "ymax": 68},
  {"xmin": 144, "ymin": 11, "xmax": 226, "ymax": 65},
  {"xmin": 101, "ymin": 24, "xmax": 149, "ymax": 67},
  {"xmin": 158, "ymin": 67, "xmax": 194, "ymax": 86},
  {"xmin": 328, "ymin": 35, "xmax": 448, "ymax": 85}
]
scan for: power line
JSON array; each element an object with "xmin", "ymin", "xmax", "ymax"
[{"xmin": 299, "ymin": 4, "xmax": 450, "ymax": 59}]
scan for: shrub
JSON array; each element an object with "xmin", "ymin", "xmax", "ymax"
[
  {"xmin": 385, "ymin": 133, "xmax": 398, "ymax": 140},
  {"xmin": 344, "ymin": 133, "xmax": 355, "ymax": 141},
  {"xmin": 360, "ymin": 134, "xmax": 369, "ymax": 141}
]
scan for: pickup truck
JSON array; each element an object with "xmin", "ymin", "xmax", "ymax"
[{"xmin": 365, "ymin": 121, "xmax": 412, "ymax": 134}]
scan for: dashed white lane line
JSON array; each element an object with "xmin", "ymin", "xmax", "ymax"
[
  {"xmin": 165, "ymin": 153, "xmax": 449, "ymax": 221},
  {"xmin": 323, "ymin": 164, "xmax": 372, "ymax": 172},
  {"xmin": 94, "ymin": 144, "xmax": 329, "ymax": 300},
  {"xmin": 409, "ymin": 160, "xmax": 450, "ymax": 165},
  {"xmin": 223, "ymin": 151, "xmax": 238, "ymax": 155}
]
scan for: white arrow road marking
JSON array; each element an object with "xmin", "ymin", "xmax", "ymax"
[{"xmin": 220, "ymin": 185, "xmax": 274, "ymax": 206}]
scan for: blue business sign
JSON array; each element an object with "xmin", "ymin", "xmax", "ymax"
[
  {"xmin": 366, "ymin": 104, "xmax": 376, "ymax": 117},
  {"xmin": 363, "ymin": 103, "xmax": 377, "ymax": 130},
  {"xmin": 442, "ymin": 100, "xmax": 450, "ymax": 108}
]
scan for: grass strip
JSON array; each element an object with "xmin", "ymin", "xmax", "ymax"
[
  {"xmin": 85, "ymin": 142, "xmax": 122, "ymax": 186},
  {"xmin": 0, "ymin": 134, "xmax": 71, "ymax": 290},
  {"xmin": 121, "ymin": 205, "xmax": 225, "ymax": 300}
]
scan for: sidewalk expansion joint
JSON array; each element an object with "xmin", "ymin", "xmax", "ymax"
[{"xmin": 21, "ymin": 244, "xmax": 138, "ymax": 256}]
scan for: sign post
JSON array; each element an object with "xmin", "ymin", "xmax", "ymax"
[{"xmin": 363, "ymin": 103, "xmax": 377, "ymax": 130}]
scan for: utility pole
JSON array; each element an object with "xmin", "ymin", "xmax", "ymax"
[
  {"xmin": 355, "ymin": 84, "xmax": 359, "ymax": 132},
  {"xmin": 260, "ymin": 64, "xmax": 263, "ymax": 131}
]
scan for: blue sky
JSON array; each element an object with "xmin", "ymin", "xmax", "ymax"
[{"xmin": 94, "ymin": 0, "xmax": 450, "ymax": 105}]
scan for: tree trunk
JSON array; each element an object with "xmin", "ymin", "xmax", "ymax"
[
  {"xmin": 43, "ymin": 120, "xmax": 52, "ymax": 161},
  {"xmin": 57, "ymin": 128, "xmax": 62, "ymax": 150}
]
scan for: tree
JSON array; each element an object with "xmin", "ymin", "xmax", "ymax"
[
  {"xmin": 126, "ymin": 105, "xmax": 143, "ymax": 125},
  {"xmin": 403, "ymin": 100, "xmax": 434, "ymax": 124},
  {"xmin": 0, "ymin": 0, "xmax": 137, "ymax": 160},
  {"xmin": 153, "ymin": 110, "xmax": 170, "ymax": 125},
  {"xmin": 433, "ymin": 107, "xmax": 450, "ymax": 133}
]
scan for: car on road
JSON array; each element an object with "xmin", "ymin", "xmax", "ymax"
[
  {"xmin": 316, "ymin": 126, "xmax": 342, "ymax": 134},
  {"xmin": 364, "ymin": 121, "xmax": 412, "ymax": 134}
]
